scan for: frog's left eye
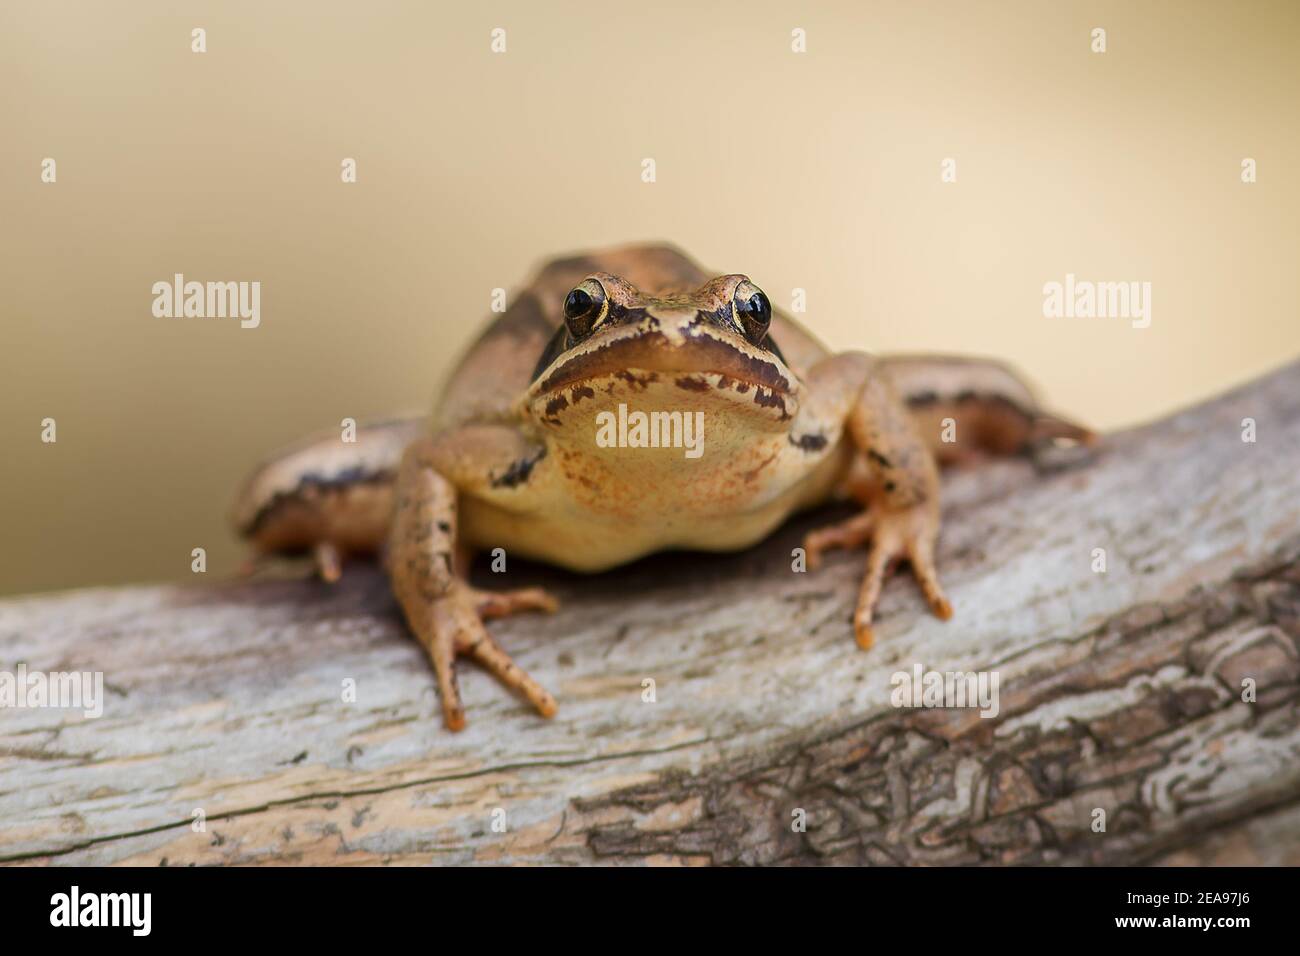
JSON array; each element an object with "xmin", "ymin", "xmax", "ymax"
[
  {"xmin": 563, "ymin": 278, "xmax": 608, "ymax": 339},
  {"xmin": 732, "ymin": 280, "xmax": 772, "ymax": 344}
]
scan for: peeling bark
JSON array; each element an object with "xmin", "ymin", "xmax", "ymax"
[{"xmin": 1, "ymin": 362, "xmax": 1298, "ymax": 866}]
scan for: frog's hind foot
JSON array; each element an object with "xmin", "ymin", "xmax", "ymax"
[{"xmin": 1025, "ymin": 412, "xmax": 1099, "ymax": 472}]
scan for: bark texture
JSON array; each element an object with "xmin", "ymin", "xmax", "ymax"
[{"xmin": 2, "ymin": 362, "xmax": 1299, "ymax": 866}]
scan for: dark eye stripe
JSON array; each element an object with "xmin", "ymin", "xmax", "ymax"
[{"xmin": 529, "ymin": 325, "xmax": 572, "ymax": 383}]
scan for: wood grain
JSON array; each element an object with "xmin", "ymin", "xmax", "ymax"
[{"xmin": 2, "ymin": 361, "xmax": 1299, "ymax": 865}]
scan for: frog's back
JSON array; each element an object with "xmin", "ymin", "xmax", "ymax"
[{"xmin": 434, "ymin": 242, "xmax": 831, "ymax": 431}]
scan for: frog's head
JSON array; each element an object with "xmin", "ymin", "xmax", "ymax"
[{"xmin": 523, "ymin": 272, "xmax": 798, "ymax": 434}]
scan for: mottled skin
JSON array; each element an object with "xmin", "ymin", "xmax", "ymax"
[{"xmin": 233, "ymin": 243, "xmax": 1092, "ymax": 731}]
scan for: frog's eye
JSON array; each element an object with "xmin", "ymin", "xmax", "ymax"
[
  {"xmin": 732, "ymin": 280, "xmax": 772, "ymax": 344},
  {"xmin": 563, "ymin": 278, "xmax": 608, "ymax": 339}
]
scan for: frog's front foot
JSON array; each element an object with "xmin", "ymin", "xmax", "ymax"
[
  {"xmin": 803, "ymin": 503, "xmax": 952, "ymax": 650},
  {"xmin": 420, "ymin": 580, "xmax": 559, "ymax": 731}
]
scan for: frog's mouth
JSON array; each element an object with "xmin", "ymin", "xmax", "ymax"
[
  {"xmin": 532, "ymin": 323, "xmax": 791, "ymax": 394},
  {"xmin": 524, "ymin": 323, "xmax": 798, "ymax": 426}
]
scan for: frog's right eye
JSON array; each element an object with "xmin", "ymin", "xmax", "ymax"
[{"xmin": 563, "ymin": 278, "xmax": 608, "ymax": 339}]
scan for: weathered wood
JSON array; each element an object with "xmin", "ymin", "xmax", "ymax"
[{"xmin": 2, "ymin": 362, "xmax": 1299, "ymax": 866}]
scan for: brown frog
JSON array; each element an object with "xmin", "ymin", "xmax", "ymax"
[{"xmin": 232, "ymin": 244, "xmax": 1092, "ymax": 730}]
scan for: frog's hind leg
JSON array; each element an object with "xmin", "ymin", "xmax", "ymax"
[
  {"xmin": 388, "ymin": 437, "xmax": 558, "ymax": 731},
  {"xmin": 879, "ymin": 355, "xmax": 1095, "ymax": 466},
  {"xmin": 231, "ymin": 415, "xmax": 427, "ymax": 579}
]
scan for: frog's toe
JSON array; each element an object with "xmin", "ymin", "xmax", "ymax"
[
  {"xmin": 802, "ymin": 511, "xmax": 876, "ymax": 570},
  {"xmin": 469, "ymin": 585, "xmax": 559, "ymax": 619},
  {"xmin": 904, "ymin": 532, "xmax": 953, "ymax": 622},
  {"xmin": 850, "ymin": 524, "xmax": 898, "ymax": 650},
  {"xmin": 455, "ymin": 620, "xmax": 558, "ymax": 719},
  {"xmin": 313, "ymin": 541, "xmax": 343, "ymax": 583},
  {"xmin": 1029, "ymin": 411, "xmax": 1097, "ymax": 448}
]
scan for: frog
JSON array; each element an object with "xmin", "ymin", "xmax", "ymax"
[{"xmin": 232, "ymin": 243, "xmax": 1093, "ymax": 731}]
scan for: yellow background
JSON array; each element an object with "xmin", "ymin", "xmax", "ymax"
[{"xmin": 3, "ymin": 0, "xmax": 1297, "ymax": 596}]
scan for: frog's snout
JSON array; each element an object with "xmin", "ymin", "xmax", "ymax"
[{"xmin": 645, "ymin": 305, "xmax": 709, "ymax": 347}]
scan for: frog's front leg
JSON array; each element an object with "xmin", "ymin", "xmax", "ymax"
[
  {"xmin": 799, "ymin": 353, "xmax": 953, "ymax": 649},
  {"xmin": 388, "ymin": 436, "xmax": 557, "ymax": 731}
]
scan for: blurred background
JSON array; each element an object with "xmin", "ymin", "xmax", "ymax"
[{"xmin": 2, "ymin": 0, "xmax": 1297, "ymax": 596}]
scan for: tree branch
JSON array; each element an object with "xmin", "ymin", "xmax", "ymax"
[{"xmin": 2, "ymin": 362, "xmax": 1299, "ymax": 865}]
